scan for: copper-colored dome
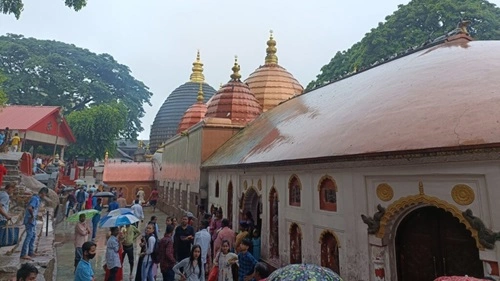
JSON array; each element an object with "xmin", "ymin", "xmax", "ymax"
[
  {"xmin": 178, "ymin": 83, "xmax": 208, "ymax": 133},
  {"xmin": 206, "ymin": 58, "xmax": 262, "ymax": 124},
  {"xmin": 245, "ymin": 32, "xmax": 304, "ymax": 112}
]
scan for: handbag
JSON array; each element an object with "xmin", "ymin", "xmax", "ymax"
[
  {"xmin": 0, "ymin": 221, "xmax": 20, "ymax": 247},
  {"xmin": 208, "ymin": 265, "xmax": 219, "ymax": 281}
]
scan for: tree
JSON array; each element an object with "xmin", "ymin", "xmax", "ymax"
[
  {"xmin": 307, "ymin": 0, "xmax": 500, "ymax": 90},
  {"xmin": 1, "ymin": 0, "xmax": 86, "ymax": 19},
  {"xmin": 0, "ymin": 34, "xmax": 152, "ymax": 139},
  {"xmin": 66, "ymin": 102, "xmax": 127, "ymax": 160},
  {"xmin": 0, "ymin": 72, "xmax": 7, "ymax": 106}
]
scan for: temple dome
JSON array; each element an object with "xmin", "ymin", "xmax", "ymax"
[
  {"xmin": 205, "ymin": 57, "xmax": 262, "ymax": 125},
  {"xmin": 149, "ymin": 51, "xmax": 216, "ymax": 151},
  {"xmin": 178, "ymin": 83, "xmax": 208, "ymax": 133},
  {"xmin": 245, "ymin": 31, "xmax": 304, "ymax": 112}
]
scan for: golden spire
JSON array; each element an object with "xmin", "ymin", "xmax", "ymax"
[
  {"xmin": 265, "ymin": 30, "xmax": 278, "ymax": 65},
  {"xmin": 197, "ymin": 82, "xmax": 204, "ymax": 102},
  {"xmin": 189, "ymin": 50, "xmax": 205, "ymax": 83},
  {"xmin": 230, "ymin": 55, "xmax": 241, "ymax": 81}
]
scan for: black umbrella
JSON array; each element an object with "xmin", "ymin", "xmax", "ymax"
[{"xmin": 93, "ymin": 191, "xmax": 115, "ymax": 198}]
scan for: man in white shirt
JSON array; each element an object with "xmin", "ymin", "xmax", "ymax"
[
  {"xmin": 130, "ymin": 199, "xmax": 144, "ymax": 228},
  {"xmin": 194, "ymin": 219, "xmax": 212, "ymax": 270}
]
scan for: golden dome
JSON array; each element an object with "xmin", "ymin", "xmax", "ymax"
[
  {"xmin": 245, "ymin": 30, "xmax": 304, "ymax": 112},
  {"xmin": 206, "ymin": 57, "xmax": 262, "ymax": 124},
  {"xmin": 177, "ymin": 82, "xmax": 208, "ymax": 133}
]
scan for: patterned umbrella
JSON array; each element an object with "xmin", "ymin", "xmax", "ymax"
[
  {"xmin": 107, "ymin": 208, "xmax": 134, "ymax": 217},
  {"xmin": 267, "ymin": 264, "xmax": 343, "ymax": 281},
  {"xmin": 434, "ymin": 277, "xmax": 492, "ymax": 281},
  {"xmin": 67, "ymin": 209, "xmax": 101, "ymax": 222},
  {"xmin": 99, "ymin": 214, "xmax": 139, "ymax": 228}
]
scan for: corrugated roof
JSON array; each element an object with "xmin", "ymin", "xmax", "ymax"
[
  {"xmin": 203, "ymin": 38, "xmax": 500, "ymax": 167},
  {"xmin": 0, "ymin": 105, "xmax": 59, "ymax": 130},
  {"xmin": 103, "ymin": 162, "xmax": 154, "ymax": 182}
]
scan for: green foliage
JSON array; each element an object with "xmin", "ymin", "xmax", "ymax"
[
  {"xmin": 66, "ymin": 102, "xmax": 127, "ymax": 160},
  {"xmin": 1, "ymin": 0, "xmax": 86, "ymax": 19},
  {"xmin": 307, "ymin": 0, "xmax": 500, "ymax": 90},
  {"xmin": 0, "ymin": 34, "xmax": 152, "ymax": 139},
  {"xmin": 0, "ymin": 72, "xmax": 7, "ymax": 106}
]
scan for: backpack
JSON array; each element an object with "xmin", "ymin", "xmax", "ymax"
[{"xmin": 150, "ymin": 236, "xmax": 160, "ymax": 264}]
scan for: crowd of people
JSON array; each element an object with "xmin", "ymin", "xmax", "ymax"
[{"xmin": 0, "ymin": 127, "xmax": 21, "ymax": 153}]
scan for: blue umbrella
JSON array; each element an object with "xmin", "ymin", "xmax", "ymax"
[
  {"xmin": 99, "ymin": 214, "xmax": 139, "ymax": 228},
  {"xmin": 107, "ymin": 208, "xmax": 134, "ymax": 217}
]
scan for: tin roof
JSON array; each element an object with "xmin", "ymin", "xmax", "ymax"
[
  {"xmin": 203, "ymin": 38, "xmax": 500, "ymax": 168},
  {"xmin": 103, "ymin": 162, "xmax": 154, "ymax": 182}
]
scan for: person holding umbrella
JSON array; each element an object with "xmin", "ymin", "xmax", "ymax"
[
  {"xmin": 74, "ymin": 213, "xmax": 90, "ymax": 271},
  {"xmin": 105, "ymin": 227, "xmax": 122, "ymax": 281}
]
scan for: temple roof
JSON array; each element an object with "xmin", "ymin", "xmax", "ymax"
[
  {"xmin": 178, "ymin": 82, "xmax": 208, "ymax": 133},
  {"xmin": 245, "ymin": 31, "xmax": 304, "ymax": 112},
  {"xmin": 205, "ymin": 57, "xmax": 262, "ymax": 125},
  {"xmin": 203, "ymin": 37, "xmax": 500, "ymax": 168},
  {"xmin": 149, "ymin": 51, "xmax": 216, "ymax": 151}
]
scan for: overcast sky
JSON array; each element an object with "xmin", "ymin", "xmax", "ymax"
[{"xmin": 1, "ymin": 0, "xmax": 499, "ymax": 139}]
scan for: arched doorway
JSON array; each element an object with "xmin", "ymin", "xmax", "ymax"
[
  {"xmin": 396, "ymin": 206, "xmax": 483, "ymax": 281},
  {"xmin": 227, "ymin": 182, "xmax": 233, "ymax": 227},
  {"xmin": 289, "ymin": 223, "xmax": 302, "ymax": 264},
  {"xmin": 243, "ymin": 187, "xmax": 262, "ymax": 234},
  {"xmin": 269, "ymin": 188, "xmax": 279, "ymax": 259},
  {"xmin": 320, "ymin": 231, "xmax": 340, "ymax": 274}
]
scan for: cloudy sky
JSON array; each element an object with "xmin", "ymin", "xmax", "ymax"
[{"xmin": 1, "ymin": 0, "xmax": 499, "ymax": 139}]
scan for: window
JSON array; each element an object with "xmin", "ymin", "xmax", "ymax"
[
  {"xmin": 319, "ymin": 176, "xmax": 337, "ymax": 212},
  {"xmin": 215, "ymin": 180, "xmax": 220, "ymax": 198},
  {"xmin": 288, "ymin": 175, "xmax": 301, "ymax": 206}
]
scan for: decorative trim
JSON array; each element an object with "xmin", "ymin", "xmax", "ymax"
[
  {"xmin": 318, "ymin": 229, "xmax": 341, "ymax": 248},
  {"xmin": 361, "ymin": 204, "xmax": 386, "ymax": 234},
  {"xmin": 288, "ymin": 174, "xmax": 302, "ymax": 189},
  {"xmin": 269, "ymin": 187, "xmax": 279, "ymax": 202},
  {"xmin": 257, "ymin": 179, "xmax": 262, "ymax": 191},
  {"xmin": 317, "ymin": 175, "xmax": 337, "ymax": 191},
  {"xmin": 376, "ymin": 186, "xmax": 483, "ymax": 250},
  {"xmin": 451, "ymin": 184, "xmax": 475, "ymax": 206},
  {"xmin": 376, "ymin": 183, "xmax": 394, "ymax": 202},
  {"xmin": 289, "ymin": 223, "xmax": 303, "ymax": 239},
  {"xmin": 463, "ymin": 209, "xmax": 500, "ymax": 249}
]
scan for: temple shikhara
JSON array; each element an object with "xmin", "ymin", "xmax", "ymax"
[{"xmin": 104, "ymin": 28, "xmax": 500, "ymax": 280}]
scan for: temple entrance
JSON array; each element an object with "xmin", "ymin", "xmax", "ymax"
[
  {"xmin": 242, "ymin": 187, "xmax": 262, "ymax": 234},
  {"xmin": 320, "ymin": 231, "xmax": 340, "ymax": 273},
  {"xmin": 396, "ymin": 206, "xmax": 483, "ymax": 281},
  {"xmin": 290, "ymin": 223, "xmax": 302, "ymax": 264}
]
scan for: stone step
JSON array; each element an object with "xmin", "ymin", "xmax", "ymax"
[{"xmin": 6, "ymin": 170, "xmax": 19, "ymax": 176}]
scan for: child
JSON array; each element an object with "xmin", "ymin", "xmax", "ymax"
[
  {"xmin": 237, "ymin": 239, "xmax": 257, "ymax": 281},
  {"xmin": 251, "ymin": 230, "xmax": 261, "ymax": 261}
]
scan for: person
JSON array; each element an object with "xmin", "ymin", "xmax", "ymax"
[
  {"xmin": 137, "ymin": 188, "xmax": 145, "ymax": 205},
  {"xmin": 117, "ymin": 187, "xmax": 124, "ymax": 199},
  {"xmin": 121, "ymin": 224, "xmax": 141, "ymax": 279},
  {"xmin": 243, "ymin": 211, "xmax": 255, "ymax": 234},
  {"xmin": 251, "ymin": 230, "xmax": 261, "ymax": 261},
  {"xmin": 16, "ymin": 263, "xmax": 38, "ymax": 281},
  {"xmin": 108, "ymin": 197, "xmax": 119, "ymax": 212},
  {"xmin": 165, "ymin": 217, "xmax": 172, "ymax": 226},
  {"xmin": 235, "ymin": 222, "xmax": 250, "ymax": 254},
  {"xmin": 74, "ymin": 213, "xmax": 90, "ymax": 271},
  {"xmin": 171, "ymin": 217, "xmax": 178, "ymax": 231},
  {"xmin": 0, "ymin": 183, "xmax": 15, "ymax": 226},
  {"xmin": 237, "ymin": 239, "xmax": 257, "ymax": 281},
  {"xmin": 85, "ymin": 190, "xmax": 93, "ymax": 210},
  {"xmin": 91, "ymin": 198, "xmax": 102, "ymax": 240},
  {"xmin": 147, "ymin": 215, "xmax": 160, "ymax": 237},
  {"xmin": 210, "ymin": 209, "xmax": 223, "ymax": 241},
  {"xmin": 0, "ymin": 130, "xmax": 5, "ymax": 147},
  {"xmin": 194, "ymin": 220, "xmax": 211, "ymax": 269},
  {"xmin": 213, "ymin": 240, "xmax": 238, "ymax": 281},
  {"xmin": 252, "ymin": 262, "xmax": 269, "ymax": 281},
  {"xmin": 173, "ymin": 244, "xmax": 205, "ymax": 281},
  {"xmin": 74, "ymin": 241, "xmax": 97, "ymax": 281},
  {"xmin": 159, "ymin": 224, "xmax": 176, "ymax": 281},
  {"xmin": 75, "ymin": 187, "xmax": 86, "ymax": 212},
  {"xmin": 131, "ymin": 199, "xmax": 144, "ymax": 227},
  {"xmin": 117, "ymin": 194, "xmax": 127, "ymax": 208},
  {"xmin": 135, "ymin": 236, "xmax": 147, "ymax": 281},
  {"xmin": 66, "ymin": 190, "xmax": 77, "ymax": 217},
  {"xmin": 10, "ymin": 133, "xmax": 21, "ymax": 152},
  {"xmin": 141, "ymin": 223, "xmax": 157, "ymax": 281},
  {"xmin": 21, "ymin": 187, "xmax": 49, "ymax": 260},
  {"xmin": 105, "ymin": 227, "xmax": 122, "ymax": 281},
  {"xmin": 174, "ymin": 215, "xmax": 195, "ymax": 261},
  {"xmin": 213, "ymin": 219, "xmax": 235, "ymax": 256},
  {"xmin": 148, "ymin": 187, "xmax": 159, "ymax": 212},
  {"xmin": 0, "ymin": 160, "xmax": 7, "ymax": 187}
]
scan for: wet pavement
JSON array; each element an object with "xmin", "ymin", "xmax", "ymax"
[{"xmin": 55, "ymin": 207, "xmax": 169, "ymax": 281}]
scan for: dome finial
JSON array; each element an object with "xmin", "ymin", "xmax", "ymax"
[
  {"xmin": 230, "ymin": 55, "xmax": 241, "ymax": 81},
  {"xmin": 190, "ymin": 50, "xmax": 205, "ymax": 83},
  {"xmin": 265, "ymin": 30, "xmax": 278, "ymax": 65},
  {"xmin": 197, "ymin": 82, "xmax": 204, "ymax": 102}
]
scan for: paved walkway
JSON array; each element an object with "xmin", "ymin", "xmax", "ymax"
[{"xmin": 55, "ymin": 207, "xmax": 169, "ymax": 281}]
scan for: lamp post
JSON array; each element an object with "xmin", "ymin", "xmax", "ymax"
[{"xmin": 52, "ymin": 113, "xmax": 63, "ymax": 160}]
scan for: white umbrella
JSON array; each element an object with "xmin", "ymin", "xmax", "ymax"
[{"xmin": 99, "ymin": 214, "xmax": 139, "ymax": 228}]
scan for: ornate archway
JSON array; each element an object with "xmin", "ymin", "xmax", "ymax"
[
  {"xmin": 319, "ymin": 230, "xmax": 340, "ymax": 274},
  {"xmin": 289, "ymin": 223, "xmax": 302, "ymax": 264},
  {"xmin": 269, "ymin": 187, "xmax": 279, "ymax": 259}
]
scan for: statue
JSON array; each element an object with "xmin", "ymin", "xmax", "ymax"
[
  {"xmin": 361, "ymin": 204, "xmax": 386, "ymax": 234},
  {"xmin": 463, "ymin": 209, "xmax": 500, "ymax": 249}
]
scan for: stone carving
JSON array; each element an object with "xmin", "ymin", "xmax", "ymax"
[
  {"xmin": 376, "ymin": 183, "xmax": 394, "ymax": 202},
  {"xmin": 361, "ymin": 204, "xmax": 386, "ymax": 234},
  {"xmin": 451, "ymin": 184, "xmax": 475, "ymax": 205},
  {"xmin": 463, "ymin": 209, "xmax": 500, "ymax": 249}
]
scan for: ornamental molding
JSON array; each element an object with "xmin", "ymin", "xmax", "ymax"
[
  {"xmin": 288, "ymin": 174, "xmax": 302, "ymax": 189},
  {"xmin": 318, "ymin": 229, "xmax": 341, "ymax": 247},
  {"xmin": 376, "ymin": 183, "xmax": 394, "ymax": 201},
  {"xmin": 317, "ymin": 175, "xmax": 337, "ymax": 191},
  {"xmin": 451, "ymin": 184, "xmax": 475, "ymax": 205}
]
